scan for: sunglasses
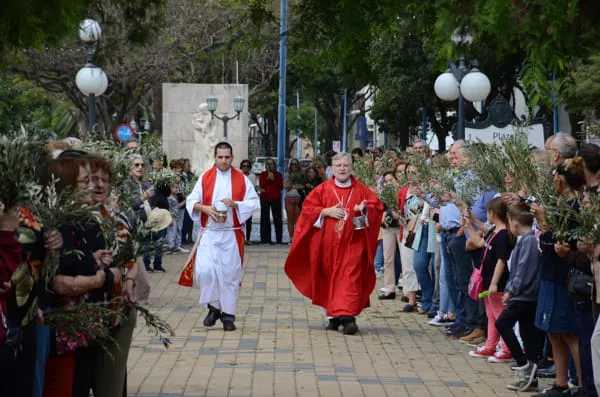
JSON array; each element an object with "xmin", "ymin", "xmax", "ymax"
[{"xmin": 133, "ymin": 163, "xmax": 145, "ymax": 168}]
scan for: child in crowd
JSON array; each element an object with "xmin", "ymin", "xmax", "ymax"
[
  {"xmin": 166, "ymin": 182, "xmax": 180, "ymax": 253},
  {"xmin": 495, "ymin": 203, "xmax": 545, "ymax": 392},
  {"xmin": 469, "ymin": 197, "xmax": 513, "ymax": 363}
]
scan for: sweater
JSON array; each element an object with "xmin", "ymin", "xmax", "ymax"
[{"xmin": 505, "ymin": 230, "xmax": 540, "ymax": 302}]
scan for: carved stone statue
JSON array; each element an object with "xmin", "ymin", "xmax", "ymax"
[{"xmin": 191, "ymin": 102, "xmax": 220, "ymax": 173}]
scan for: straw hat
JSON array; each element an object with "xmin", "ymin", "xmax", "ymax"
[{"xmin": 146, "ymin": 208, "xmax": 172, "ymax": 232}]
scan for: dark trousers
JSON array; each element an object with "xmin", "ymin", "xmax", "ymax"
[
  {"xmin": 182, "ymin": 210, "xmax": 193, "ymax": 244},
  {"xmin": 496, "ymin": 300, "xmax": 544, "ymax": 366},
  {"xmin": 394, "ymin": 245, "xmax": 402, "ymax": 286},
  {"xmin": 0, "ymin": 324, "xmax": 36, "ymax": 397},
  {"xmin": 73, "ymin": 346, "xmax": 97, "ymax": 397},
  {"xmin": 260, "ymin": 198, "xmax": 282, "ymax": 243},
  {"xmin": 245, "ymin": 220, "xmax": 252, "ymax": 242},
  {"xmin": 446, "ymin": 233, "xmax": 480, "ymax": 329},
  {"xmin": 575, "ymin": 300, "xmax": 598, "ymax": 397},
  {"xmin": 143, "ymin": 229, "xmax": 167, "ymax": 268}
]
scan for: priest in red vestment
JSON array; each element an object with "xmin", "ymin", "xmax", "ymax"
[{"xmin": 285, "ymin": 152, "xmax": 384, "ymax": 335}]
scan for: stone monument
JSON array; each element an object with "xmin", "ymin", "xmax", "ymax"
[{"xmin": 162, "ymin": 83, "xmax": 249, "ymax": 174}]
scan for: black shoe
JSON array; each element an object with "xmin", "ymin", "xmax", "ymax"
[
  {"xmin": 427, "ymin": 311, "xmax": 437, "ymax": 319},
  {"xmin": 153, "ymin": 266, "xmax": 166, "ymax": 272},
  {"xmin": 377, "ymin": 292, "xmax": 396, "ymax": 300},
  {"xmin": 530, "ymin": 384, "xmax": 569, "ymax": 397},
  {"xmin": 203, "ymin": 305, "xmax": 221, "ymax": 327},
  {"xmin": 340, "ymin": 317, "xmax": 358, "ymax": 335},
  {"xmin": 326, "ymin": 318, "xmax": 341, "ymax": 331},
  {"xmin": 221, "ymin": 313, "xmax": 236, "ymax": 331},
  {"xmin": 401, "ymin": 304, "xmax": 415, "ymax": 313},
  {"xmin": 144, "ymin": 264, "xmax": 154, "ymax": 272}
]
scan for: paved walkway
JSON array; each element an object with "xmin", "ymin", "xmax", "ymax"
[{"xmin": 128, "ymin": 245, "xmax": 520, "ymax": 397}]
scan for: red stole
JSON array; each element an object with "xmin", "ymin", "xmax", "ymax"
[{"xmin": 178, "ymin": 166, "xmax": 246, "ymax": 287}]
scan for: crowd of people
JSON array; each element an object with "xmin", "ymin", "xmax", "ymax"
[
  {"xmin": 2, "ymin": 129, "xmax": 600, "ymax": 397},
  {"xmin": 342, "ymin": 135, "xmax": 600, "ymax": 397},
  {"xmin": 0, "ymin": 136, "xmax": 174, "ymax": 397}
]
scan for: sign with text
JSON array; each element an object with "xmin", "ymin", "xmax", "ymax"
[{"xmin": 465, "ymin": 123, "xmax": 544, "ymax": 148}]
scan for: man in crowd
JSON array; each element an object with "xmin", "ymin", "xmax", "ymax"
[
  {"xmin": 285, "ymin": 153, "xmax": 384, "ymax": 335},
  {"xmin": 545, "ymin": 132, "xmax": 577, "ymax": 166},
  {"xmin": 443, "ymin": 141, "xmax": 486, "ymax": 343},
  {"xmin": 182, "ymin": 142, "xmax": 260, "ymax": 331}
]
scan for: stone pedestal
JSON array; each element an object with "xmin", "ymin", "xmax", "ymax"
[{"xmin": 162, "ymin": 83, "xmax": 249, "ymax": 174}]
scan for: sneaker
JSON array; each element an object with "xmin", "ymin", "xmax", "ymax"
[
  {"xmin": 175, "ymin": 247, "xmax": 190, "ymax": 253},
  {"xmin": 488, "ymin": 352, "xmax": 512, "ymax": 363},
  {"xmin": 468, "ymin": 347, "xmax": 495, "ymax": 358},
  {"xmin": 511, "ymin": 361, "xmax": 531, "ymax": 371},
  {"xmin": 507, "ymin": 362, "xmax": 538, "ymax": 392},
  {"xmin": 428, "ymin": 314, "xmax": 445, "ymax": 326},
  {"xmin": 531, "ymin": 384, "xmax": 569, "ymax": 397},
  {"xmin": 536, "ymin": 361, "xmax": 556, "ymax": 378},
  {"xmin": 507, "ymin": 377, "xmax": 538, "ymax": 392},
  {"xmin": 569, "ymin": 386, "xmax": 586, "ymax": 397}
]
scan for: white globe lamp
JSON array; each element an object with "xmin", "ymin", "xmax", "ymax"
[
  {"xmin": 434, "ymin": 72, "xmax": 460, "ymax": 101},
  {"xmin": 79, "ymin": 19, "xmax": 102, "ymax": 43},
  {"xmin": 75, "ymin": 66, "xmax": 108, "ymax": 96},
  {"xmin": 460, "ymin": 69, "xmax": 491, "ymax": 102}
]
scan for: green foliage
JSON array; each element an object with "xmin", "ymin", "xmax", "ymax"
[
  {"xmin": 287, "ymin": 102, "xmax": 323, "ymax": 139},
  {"xmin": 0, "ymin": 127, "xmax": 48, "ymax": 209},
  {"xmin": 0, "ymin": 0, "xmax": 87, "ymax": 53},
  {"xmin": 0, "ymin": 75, "xmax": 78, "ymax": 137},
  {"xmin": 563, "ymin": 52, "xmax": 600, "ymax": 115}
]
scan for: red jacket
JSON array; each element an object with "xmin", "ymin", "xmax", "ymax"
[{"xmin": 259, "ymin": 171, "xmax": 283, "ymax": 201}]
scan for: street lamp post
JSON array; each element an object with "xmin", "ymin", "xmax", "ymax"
[
  {"xmin": 206, "ymin": 96, "xmax": 245, "ymax": 139},
  {"xmin": 433, "ymin": 31, "xmax": 491, "ymax": 141},
  {"xmin": 75, "ymin": 19, "xmax": 108, "ymax": 135},
  {"xmin": 434, "ymin": 57, "xmax": 491, "ymax": 140}
]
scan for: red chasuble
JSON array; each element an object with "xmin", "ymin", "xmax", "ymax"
[
  {"xmin": 178, "ymin": 166, "xmax": 246, "ymax": 287},
  {"xmin": 285, "ymin": 177, "xmax": 384, "ymax": 317}
]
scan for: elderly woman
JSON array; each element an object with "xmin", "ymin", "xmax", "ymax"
[
  {"xmin": 88, "ymin": 154, "xmax": 138, "ymax": 397},
  {"xmin": 42, "ymin": 151, "xmax": 121, "ymax": 397}
]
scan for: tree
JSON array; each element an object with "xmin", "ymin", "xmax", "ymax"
[
  {"xmin": 0, "ymin": 0, "xmax": 165, "ymax": 55},
  {"xmin": 6, "ymin": 0, "xmax": 255, "ymax": 138}
]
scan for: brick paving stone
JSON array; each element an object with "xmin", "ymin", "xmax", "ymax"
[{"xmin": 129, "ymin": 245, "xmax": 517, "ymax": 396}]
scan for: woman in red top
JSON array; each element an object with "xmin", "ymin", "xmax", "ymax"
[{"xmin": 258, "ymin": 159, "xmax": 284, "ymax": 244}]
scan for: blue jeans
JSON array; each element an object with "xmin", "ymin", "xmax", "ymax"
[
  {"xmin": 143, "ymin": 229, "xmax": 167, "ymax": 268},
  {"xmin": 413, "ymin": 225, "xmax": 436, "ymax": 312},
  {"xmin": 439, "ymin": 235, "xmax": 455, "ymax": 316},
  {"xmin": 446, "ymin": 233, "xmax": 479, "ymax": 330},
  {"xmin": 441, "ymin": 232, "xmax": 459, "ymax": 320},
  {"xmin": 32, "ymin": 325, "xmax": 50, "ymax": 397},
  {"xmin": 374, "ymin": 240, "xmax": 384, "ymax": 273}
]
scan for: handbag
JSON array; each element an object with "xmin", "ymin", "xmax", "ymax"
[
  {"xmin": 468, "ymin": 231, "xmax": 499, "ymax": 300},
  {"xmin": 468, "ymin": 266, "xmax": 484, "ymax": 301},
  {"xmin": 567, "ymin": 268, "xmax": 593, "ymax": 301}
]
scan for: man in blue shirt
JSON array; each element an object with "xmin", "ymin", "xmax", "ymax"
[{"xmin": 442, "ymin": 141, "xmax": 485, "ymax": 342}]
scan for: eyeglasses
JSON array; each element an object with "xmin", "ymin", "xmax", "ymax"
[{"xmin": 133, "ymin": 163, "xmax": 144, "ymax": 168}]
